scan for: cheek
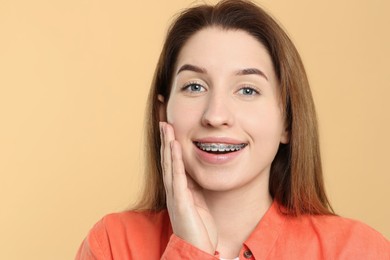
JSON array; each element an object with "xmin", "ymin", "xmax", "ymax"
[
  {"xmin": 166, "ymin": 99, "xmax": 202, "ymax": 139},
  {"xmin": 239, "ymin": 103, "xmax": 284, "ymax": 139}
]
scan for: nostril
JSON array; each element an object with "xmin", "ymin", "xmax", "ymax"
[{"xmin": 201, "ymin": 109, "xmax": 233, "ymax": 127}]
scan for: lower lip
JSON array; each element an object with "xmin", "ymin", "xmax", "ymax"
[{"xmin": 193, "ymin": 144, "xmax": 245, "ymax": 165}]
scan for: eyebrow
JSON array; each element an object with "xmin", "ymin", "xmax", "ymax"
[
  {"xmin": 177, "ymin": 64, "xmax": 268, "ymax": 81},
  {"xmin": 236, "ymin": 68, "xmax": 268, "ymax": 81},
  {"xmin": 177, "ymin": 64, "xmax": 207, "ymax": 74}
]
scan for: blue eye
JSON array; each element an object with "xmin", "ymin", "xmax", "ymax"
[
  {"xmin": 183, "ymin": 83, "xmax": 206, "ymax": 93},
  {"xmin": 238, "ymin": 87, "xmax": 259, "ymax": 96}
]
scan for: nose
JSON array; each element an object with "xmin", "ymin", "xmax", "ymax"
[{"xmin": 201, "ymin": 92, "xmax": 234, "ymax": 128}]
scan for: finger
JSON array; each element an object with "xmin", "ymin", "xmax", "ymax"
[
  {"xmin": 164, "ymin": 122, "xmax": 175, "ymax": 143},
  {"xmin": 170, "ymin": 140, "xmax": 189, "ymax": 205},
  {"xmin": 159, "ymin": 122, "xmax": 167, "ymax": 177},
  {"xmin": 160, "ymin": 122, "xmax": 175, "ymax": 196},
  {"xmin": 159, "ymin": 122, "xmax": 171, "ymax": 196},
  {"xmin": 159, "ymin": 122, "xmax": 165, "ymax": 170}
]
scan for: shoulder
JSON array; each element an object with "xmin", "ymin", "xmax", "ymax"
[
  {"xmin": 101, "ymin": 209, "xmax": 171, "ymax": 233},
  {"xmin": 285, "ymin": 213, "xmax": 390, "ymax": 258},
  {"xmin": 90, "ymin": 209, "xmax": 171, "ymax": 241},
  {"xmin": 76, "ymin": 210, "xmax": 172, "ymax": 260},
  {"xmin": 305, "ymin": 214, "xmax": 387, "ymax": 242}
]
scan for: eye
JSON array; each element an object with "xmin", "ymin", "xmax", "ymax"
[
  {"xmin": 182, "ymin": 82, "xmax": 206, "ymax": 93},
  {"xmin": 237, "ymin": 86, "xmax": 260, "ymax": 96}
]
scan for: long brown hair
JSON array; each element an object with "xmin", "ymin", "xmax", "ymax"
[{"xmin": 134, "ymin": 0, "xmax": 333, "ymax": 216}]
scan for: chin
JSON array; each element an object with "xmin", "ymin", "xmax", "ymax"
[{"xmin": 187, "ymin": 168, "xmax": 245, "ymax": 192}]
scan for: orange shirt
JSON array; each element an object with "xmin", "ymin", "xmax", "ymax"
[{"xmin": 76, "ymin": 201, "xmax": 390, "ymax": 259}]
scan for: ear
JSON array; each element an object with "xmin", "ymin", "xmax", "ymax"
[
  {"xmin": 158, "ymin": 94, "xmax": 167, "ymax": 122},
  {"xmin": 280, "ymin": 127, "xmax": 290, "ymax": 144}
]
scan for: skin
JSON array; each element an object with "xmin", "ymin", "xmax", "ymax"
[{"xmin": 159, "ymin": 27, "xmax": 289, "ymax": 258}]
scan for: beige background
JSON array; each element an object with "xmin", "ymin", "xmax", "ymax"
[{"xmin": 0, "ymin": 0, "xmax": 389, "ymax": 259}]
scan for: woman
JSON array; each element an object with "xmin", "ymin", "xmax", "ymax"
[{"xmin": 76, "ymin": 1, "xmax": 389, "ymax": 259}]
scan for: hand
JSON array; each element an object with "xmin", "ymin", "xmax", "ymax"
[{"xmin": 160, "ymin": 122, "xmax": 218, "ymax": 254}]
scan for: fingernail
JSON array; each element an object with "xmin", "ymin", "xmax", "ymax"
[{"xmin": 160, "ymin": 122, "xmax": 165, "ymax": 136}]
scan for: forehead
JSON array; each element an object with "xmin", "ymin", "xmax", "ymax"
[{"xmin": 175, "ymin": 27, "xmax": 275, "ymax": 80}]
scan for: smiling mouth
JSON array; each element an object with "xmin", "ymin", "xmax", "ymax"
[{"xmin": 194, "ymin": 142, "xmax": 247, "ymax": 154}]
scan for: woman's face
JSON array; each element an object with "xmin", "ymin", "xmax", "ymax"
[{"xmin": 164, "ymin": 27, "xmax": 288, "ymax": 192}]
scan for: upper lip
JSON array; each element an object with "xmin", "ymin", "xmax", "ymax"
[{"xmin": 193, "ymin": 137, "xmax": 247, "ymax": 145}]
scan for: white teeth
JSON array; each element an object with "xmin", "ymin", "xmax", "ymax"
[{"xmin": 196, "ymin": 142, "xmax": 246, "ymax": 152}]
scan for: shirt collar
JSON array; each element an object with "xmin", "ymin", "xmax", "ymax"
[{"xmin": 243, "ymin": 200, "xmax": 287, "ymax": 259}]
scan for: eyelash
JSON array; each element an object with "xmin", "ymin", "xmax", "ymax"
[
  {"xmin": 181, "ymin": 82, "xmax": 261, "ymax": 96},
  {"xmin": 182, "ymin": 82, "xmax": 206, "ymax": 93},
  {"xmin": 237, "ymin": 86, "xmax": 261, "ymax": 96}
]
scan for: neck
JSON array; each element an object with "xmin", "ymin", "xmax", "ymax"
[
  {"xmin": 203, "ymin": 175, "xmax": 272, "ymax": 258},
  {"xmin": 204, "ymin": 186, "xmax": 272, "ymax": 218}
]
